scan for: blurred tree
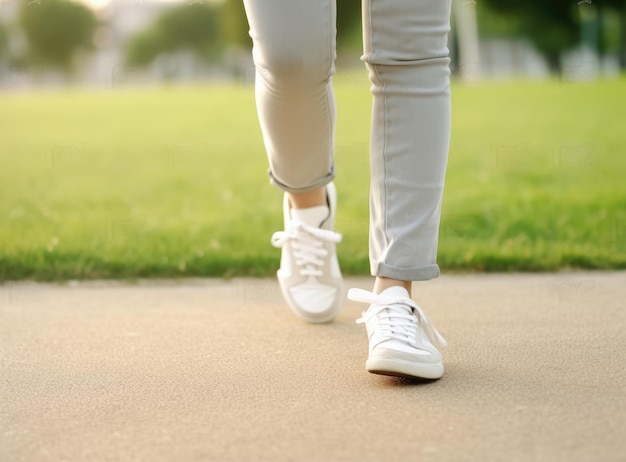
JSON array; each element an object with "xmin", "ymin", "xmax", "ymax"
[
  {"xmin": 481, "ymin": 0, "xmax": 626, "ymax": 72},
  {"xmin": 594, "ymin": 0, "xmax": 626, "ymax": 69},
  {"xmin": 475, "ymin": 5, "xmax": 524, "ymax": 39},
  {"xmin": 126, "ymin": 3, "xmax": 221, "ymax": 67},
  {"xmin": 481, "ymin": 0, "xmax": 579, "ymax": 73},
  {"xmin": 0, "ymin": 22, "xmax": 7, "ymax": 58},
  {"xmin": 220, "ymin": 0, "xmax": 251, "ymax": 49},
  {"xmin": 19, "ymin": 0, "xmax": 97, "ymax": 73},
  {"xmin": 336, "ymin": 0, "xmax": 361, "ymax": 49},
  {"xmin": 621, "ymin": 3, "xmax": 626, "ymax": 69}
]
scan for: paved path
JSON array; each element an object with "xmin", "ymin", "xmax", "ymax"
[{"xmin": 1, "ymin": 272, "xmax": 625, "ymax": 462}]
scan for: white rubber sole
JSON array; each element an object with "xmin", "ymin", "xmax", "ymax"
[
  {"xmin": 366, "ymin": 358, "xmax": 444, "ymax": 380},
  {"xmin": 278, "ymin": 282, "xmax": 343, "ymax": 324}
]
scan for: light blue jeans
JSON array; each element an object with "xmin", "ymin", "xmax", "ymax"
[{"xmin": 243, "ymin": 0, "xmax": 452, "ymax": 281}]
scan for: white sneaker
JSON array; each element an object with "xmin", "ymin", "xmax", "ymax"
[
  {"xmin": 348, "ymin": 286, "xmax": 447, "ymax": 379},
  {"xmin": 271, "ymin": 182, "xmax": 343, "ymax": 323}
]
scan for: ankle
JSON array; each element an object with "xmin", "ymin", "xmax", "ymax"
[
  {"xmin": 288, "ymin": 187, "xmax": 327, "ymax": 209},
  {"xmin": 373, "ymin": 277, "xmax": 412, "ymax": 295}
]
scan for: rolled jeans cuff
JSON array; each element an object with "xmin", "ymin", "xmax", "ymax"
[
  {"xmin": 268, "ymin": 166, "xmax": 335, "ymax": 194},
  {"xmin": 372, "ymin": 262, "xmax": 440, "ymax": 282}
]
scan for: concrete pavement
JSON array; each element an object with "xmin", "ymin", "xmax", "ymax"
[{"xmin": 1, "ymin": 272, "xmax": 625, "ymax": 462}]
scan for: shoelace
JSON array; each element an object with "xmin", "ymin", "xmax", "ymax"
[
  {"xmin": 271, "ymin": 223, "xmax": 342, "ymax": 277},
  {"xmin": 348, "ymin": 288, "xmax": 447, "ymax": 349}
]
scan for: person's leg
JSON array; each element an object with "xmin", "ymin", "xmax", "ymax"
[
  {"xmin": 364, "ymin": 0, "xmax": 452, "ymax": 293},
  {"xmin": 243, "ymin": 0, "xmax": 337, "ymax": 198},
  {"xmin": 243, "ymin": 0, "xmax": 343, "ymax": 323},
  {"xmin": 348, "ymin": 0, "xmax": 452, "ymax": 379}
]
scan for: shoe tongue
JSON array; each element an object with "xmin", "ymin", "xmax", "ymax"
[
  {"xmin": 291, "ymin": 205, "xmax": 329, "ymax": 227},
  {"xmin": 378, "ymin": 286, "xmax": 411, "ymax": 300}
]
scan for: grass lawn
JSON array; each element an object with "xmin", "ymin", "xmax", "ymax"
[{"xmin": 1, "ymin": 72, "xmax": 625, "ymax": 281}]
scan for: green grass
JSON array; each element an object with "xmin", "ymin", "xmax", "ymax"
[{"xmin": 1, "ymin": 73, "xmax": 625, "ymax": 281}]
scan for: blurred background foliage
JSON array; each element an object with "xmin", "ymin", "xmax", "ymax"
[
  {"xmin": 480, "ymin": 0, "xmax": 626, "ymax": 72},
  {"xmin": 125, "ymin": 3, "xmax": 221, "ymax": 67},
  {"xmin": 0, "ymin": 0, "xmax": 623, "ymax": 83},
  {"xmin": 17, "ymin": 0, "xmax": 97, "ymax": 73},
  {"xmin": 0, "ymin": 20, "xmax": 7, "ymax": 58}
]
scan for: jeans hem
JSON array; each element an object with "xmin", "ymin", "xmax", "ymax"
[
  {"xmin": 372, "ymin": 262, "xmax": 440, "ymax": 281},
  {"xmin": 268, "ymin": 167, "xmax": 335, "ymax": 193}
]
